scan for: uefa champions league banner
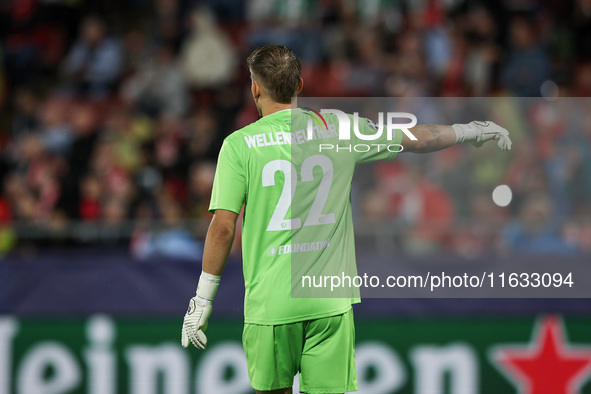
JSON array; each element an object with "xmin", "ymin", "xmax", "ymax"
[{"xmin": 2, "ymin": 315, "xmax": 591, "ymax": 393}]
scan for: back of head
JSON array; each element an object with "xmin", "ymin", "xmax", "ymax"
[{"xmin": 247, "ymin": 45, "xmax": 301, "ymax": 104}]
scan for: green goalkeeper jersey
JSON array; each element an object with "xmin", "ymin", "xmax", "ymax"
[{"xmin": 209, "ymin": 108, "xmax": 402, "ymax": 325}]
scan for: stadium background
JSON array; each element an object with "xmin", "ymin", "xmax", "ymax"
[{"xmin": 2, "ymin": 0, "xmax": 591, "ymax": 392}]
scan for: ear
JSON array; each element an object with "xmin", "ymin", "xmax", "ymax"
[
  {"xmin": 296, "ymin": 77, "xmax": 303, "ymax": 95},
  {"xmin": 251, "ymin": 80, "xmax": 261, "ymax": 100}
]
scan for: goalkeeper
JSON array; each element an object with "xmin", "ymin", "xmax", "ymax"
[{"xmin": 182, "ymin": 45, "xmax": 511, "ymax": 394}]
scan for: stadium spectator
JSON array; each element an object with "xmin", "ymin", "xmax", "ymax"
[
  {"xmin": 122, "ymin": 44, "xmax": 189, "ymax": 118},
  {"xmin": 58, "ymin": 104, "xmax": 100, "ymax": 219},
  {"xmin": 500, "ymin": 15, "xmax": 551, "ymax": 97},
  {"xmin": 131, "ymin": 193, "xmax": 203, "ymax": 260},
  {"xmin": 151, "ymin": 0, "xmax": 185, "ymax": 52},
  {"xmin": 563, "ymin": 218, "xmax": 591, "ymax": 253},
  {"xmin": 98, "ymin": 197, "xmax": 129, "ymax": 245},
  {"xmin": 38, "ymin": 98, "xmax": 73, "ymax": 157},
  {"xmin": 187, "ymin": 161, "xmax": 215, "ymax": 227},
  {"xmin": 11, "ymin": 87, "xmax": 40, "ymax": 139},
  {"xmin": 181, "ymin": 110, "xmax": 222, "ymax": 162},
  {"xmin": 78, "ymin": 173, "xmax": 102, "ymax": 222},
  {"xmin": 374, "ymin": 162, "xmax": 455, "ymax": 254},
  {"xmin": 462, "ymin": 6, "xmax": 499, "ymax": 96},
  {"xmin": 503, "ymin": 193, "xmax": 577, "ymax": 254},
  {"xmin": 571, "ymin": 111, "xmax": 591, "ymax": 209},
  {"xmin": 180, "ymin": 7, "xmax": 236, "ymax": 90},
  {"xmin": 2, "ymin": 0, "xmax": 43, "ymax": 88},
  {"xmin": 453, "ymin": 191, "xmax": 506, "ymax": 258},
  {"xmin": 61, "ymin": 16, "xmax": 123, "ymax": 99}
]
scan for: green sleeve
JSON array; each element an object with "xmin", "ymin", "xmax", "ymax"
[
  {"xmin": 209, "ymin": 138, "xmax": 246, "ymax": 214},
  {"xmin": 350, "ymin": 114, "xmax": 404, "ymax": 164}
]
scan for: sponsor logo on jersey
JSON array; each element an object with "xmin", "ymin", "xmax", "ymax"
[{"xmin": 267, "ymin": 239, "xmax": 331, "ymax": 256}]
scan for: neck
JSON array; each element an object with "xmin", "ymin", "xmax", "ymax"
[{"xmin": 260, "ymin": 98, "xmax": 296, "ymax": 117}]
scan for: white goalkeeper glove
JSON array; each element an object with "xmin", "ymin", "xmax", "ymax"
[
  {"xmin": 452, "ymin": 121, "xmax": 512, "ymax": 151},
  {"xmin": 181, "ymin": 271, "xmax": 220, "ymax": 350}
]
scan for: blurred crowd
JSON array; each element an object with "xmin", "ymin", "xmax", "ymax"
[
  {"xmin": 1, "ymin": 0, "xmax": 591, "ymax": 258},
  {"xmin": 354, "ymin": 97, "xmax": 591, "ymax": 257}
]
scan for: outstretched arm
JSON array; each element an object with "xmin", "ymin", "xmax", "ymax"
[
  {"xmin": 402, "ymin": 121, "xmax": 512, "ymax": 153},
  {"xmin": 402, "ymin": 125, "xmax": 457, "ymax": 153}
]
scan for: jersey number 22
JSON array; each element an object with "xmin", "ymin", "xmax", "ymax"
[{"xmin": 262, "ymin": 155, "xmax": 336, "ymax": 231}]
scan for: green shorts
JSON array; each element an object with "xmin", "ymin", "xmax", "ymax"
[{"xmin": 242, "ymin": 308, "xmax": 357, "ymax": 394}]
